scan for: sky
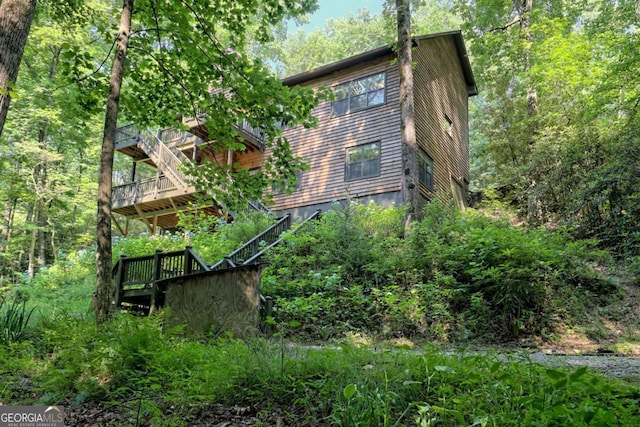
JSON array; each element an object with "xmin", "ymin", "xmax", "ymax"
[{"xmin": 290, "ymin": 0, "xmax": 384, "ymax": 33}]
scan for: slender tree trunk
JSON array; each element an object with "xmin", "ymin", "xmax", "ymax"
[
  {"xmin": 514, "ymin": 0, "xmax": 537, "ymax": 116},
  {"xmin": 94, "ymin": 0, "xmax": 133, "ymax": 323},
  {"xmin": 0, "ymin": 0, "xmax": 37, "ymax": 140},
  {"xmin": 397, "ymin": 0, "xmax": 420, "ymax": 230},
  {"xmin": 0, "ymin": 197, "xmax": 15, "ymax": 250}
]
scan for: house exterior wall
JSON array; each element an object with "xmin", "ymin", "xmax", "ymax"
[
  {"xmin": 413, "ymin": 36, "xmax": 470, "ymax": 207},
  {"xmin": 121, "ymin": 32, "xmax": 474, "ymax": 224},
  {"xmin": 263, "ymin": 56, "xmax": 404, "ymax": 218}
]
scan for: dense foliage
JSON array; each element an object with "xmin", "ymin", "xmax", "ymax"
[
  {"xmin": 263, "ymin": 200, "xmax": 615, "ymax": 342},
  {"xmin": 1, "ymin": 312, "xmax": 639, "ymax": 426}
]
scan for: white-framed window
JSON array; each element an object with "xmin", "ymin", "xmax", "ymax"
[
  {"xmin": 332, "ymin": 72, "xmax": 386, "ymax": 116},
  {"xmin": 345, "ymin": 142, "xmax": 381, "ymax": 181},
  {"xmin": 418, "ymin": 149, "xmax": 434, "ymax": 191}
]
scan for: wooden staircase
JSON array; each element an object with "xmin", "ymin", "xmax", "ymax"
[
  {"xmin": 113, "ymin": 210, "xmax": 322, "ymax": 314},
  {"xmin": 136, "ymin": 128, "xmax": 191, "ymax": 190}
]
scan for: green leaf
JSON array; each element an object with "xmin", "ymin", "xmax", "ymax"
[{"xmin": 343, "ymin": 383, "xmax": 357, "ymax": 399}]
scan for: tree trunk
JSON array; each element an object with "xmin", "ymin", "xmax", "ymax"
[
  {"xmin": 514, "ymin": 0, "xmax": 538, "ymax": 116},
  {"xmin": 397, "ymin": 0, "xmax": 420, "ymax": 230},
  {"xmin": 0, "ymin": 0, "xmax": 37, "ymax": 140},
  {"xmin": 94, "ymin": 0, "xmax": 133, "ymax": 323}
]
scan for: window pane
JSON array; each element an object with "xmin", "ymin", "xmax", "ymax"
[
  {"xmin": 333, "ymin": 99, "xmax": 349, "ymax": 116},
  {"xmin": 350, "ymin": 94, "xmax": 367, "ymax": 111},
  {"xmin": 347, "ymin": 163, "xmax": 362, "ymax": 180},
  {"xmin": 362, "ymin": 143, "xmax": 380, "ymax": 160},
  {"xmin": 347, "ymin": 147, "xmax": 363, "ymax": 163},
  {"xmin": 368, "ymin": 89, "xmax": 385, "ymax": 106},
  {"xmin": 350, "ymin": 79, "xmax": 367, "ymax": 95},
  {"xmin": 333, "ymin": 84, "xmax": 348, "ymax": 100},
  {"xmin": 368, "ymin": 73, "xmax": 385, "ymax": 91},
  {"xmin": 362, "ymin": 159, "xmax": 379, "ymax": 177}
]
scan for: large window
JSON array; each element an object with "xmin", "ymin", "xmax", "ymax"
[
  {"xmin": 332, "ymin": 72, "xmax": 386, "ymax": 116},
  {"xmin": 418, "ymin": 149, "xmax": 434, "ymax": 191},
  {"xmin": 346, "ymin": 142, "xmax": 381, "ymax": 181}
]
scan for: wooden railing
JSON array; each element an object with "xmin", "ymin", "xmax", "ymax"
[
  {"xmin": 115, "ymin": 124, "xmax": 140, "ymax": 146},
  {"xmin": 112, "ymin": 175, "xmax": 176, "ymax": 207},
  {"xmin": 236, "ymin": 119, "xmax": 265, "ymax": 151},
  {"xmin": 210, "ymin": 214, "xmax": 291, "ymax": 270},
  {"xmin": 137, "ymin": 129, "xmax": 190, "ymax": 188},
  {"xmin": 113, "ymin": 246, "xmax": 210, "ymax": 308},
  {"xmin": 242, "ymin": 209, "xmax": 322, "ymax": 266}
]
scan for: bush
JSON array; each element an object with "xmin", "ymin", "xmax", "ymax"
[{"xmin": 264, "ymin": 199, "xmax": 615, "ymax": 342}]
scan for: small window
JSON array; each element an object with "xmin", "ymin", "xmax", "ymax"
[
  {"xmin": 346, "ymin": 142, "xmax": 381, "ymax": 181},
  {"xmin": 332, "ymin": 72, "xmax": 386, "ymax": 116},
  {"xmin": 418, "ymin": 149, "xmax": 434, "ymax": 191}
]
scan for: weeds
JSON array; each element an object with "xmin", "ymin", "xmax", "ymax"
[{"xmin": 0, "ymin": 296, "xmax": 35, "ymax": 345}]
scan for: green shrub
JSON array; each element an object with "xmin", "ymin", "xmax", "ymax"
[{"xmin": 264, "ymin": 199, "xmax": 615, "ymax": 342}]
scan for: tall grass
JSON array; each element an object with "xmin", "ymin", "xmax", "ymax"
[{"xmin": 0, "ymin": 296, "xmax": 35, "ymax": 344}]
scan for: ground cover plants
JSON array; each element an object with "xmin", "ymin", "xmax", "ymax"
[
  {"xmin": 1, "ymin": 200, "xmax": 638, "ymax": 425},
  {"xmin": 1, "ymin": 311, "xmax": 639, "ymax": 426}
]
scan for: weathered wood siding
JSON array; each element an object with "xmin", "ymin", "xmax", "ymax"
[
  {"xmin": 269, "ymin": 56, "xmax": 403, "ymax": 213},
  {"xmin": 163, "ymin": 264, "xmax": 262, "ymax": 337},
  {"xmin": 413, "ymin": 36, "xmax": 470, "ymax": 206}
]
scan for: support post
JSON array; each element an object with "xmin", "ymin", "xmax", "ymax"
[
  {"xmin": 114, "ymin": 254, "xmax": 127, "ymax": 308},
  {"xmin": 150, "ymin": 249, "xmax": 163, "ymax": 314}
]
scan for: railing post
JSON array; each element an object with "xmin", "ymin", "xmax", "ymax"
[
  {"xmin": 150, "ymin": 249, "xmax": 163, "ymax": 314},
  {"xmin": 184, "ymin": 246, "xmax": 193, "ymax": 275},
  {"xmin": 114, "ymin": 254, "xmax": 127, "ymax": 308}
]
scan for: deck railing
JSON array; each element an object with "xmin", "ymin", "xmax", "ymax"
[
  {"xmin": 112, "ymin": 175, "xmax": 177, "ymax": 207},
  {"xmin": 113, "ymin": 246, "xmax": 210, "ymax": 307},
  {"xmin": 115, "ymin": 124, "xmax": 140, "ymax": 146}
]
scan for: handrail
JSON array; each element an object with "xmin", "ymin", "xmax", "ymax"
[
  {"xmin": 210, "ymin": 214, "xmax": 291, "ymax": 270},
  {"xmin": 137, "ymin": 129, "xmax": 191, "ymax": 188},
  {"xmin": 112, "ymin": 175, "xmax": 176, "ymax": 207},
  {"xmin": 242, "ymin": 209, "xmax": 322, "ymax": 265}
]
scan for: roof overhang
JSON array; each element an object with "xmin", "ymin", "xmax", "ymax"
[{"xmin": 282, "ymin": 30, "xmax": 478, "ymax": 97}]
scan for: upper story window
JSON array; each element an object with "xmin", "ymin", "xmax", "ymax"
[
  {"xmin": 345, "ymin": 142, "xmax": 381, "ymax": 181},
  {"xmin": 418, "ymin": 149, "xmax": 434, "ymax": 191},
  {"xmin": 332, "ymin": 72, "xmax": 386, "ymax": 116}
]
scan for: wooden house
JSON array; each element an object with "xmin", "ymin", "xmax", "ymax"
[{"xmin": 111, "ymin": 31, "xmax": 477, "ymax": 234}]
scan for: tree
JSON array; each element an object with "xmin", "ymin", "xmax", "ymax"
[
  {"xmin": 396, "ymin": 0, "xmax": 421, "ymax": 227},
  {"xmin": 266, "ymin": 1, "xmax": 461, "ymax": 76},
  {"xmin": 93, "ymin": 0, "xmax": 322, "ymax": 321},
  {"xmin": 458, "ymin": 0, "xmax": 640, "ymax": 254},
  {"xmin": 0, "ymin": 1, "xmax": 106, "ymax": 285},
  {"xmin": 94, "ymin": 0, "xmax": 133, "ymax": 323},
  {"xmin": 0, "ymin": 0, "xmax": 37, "ymax": 140}
]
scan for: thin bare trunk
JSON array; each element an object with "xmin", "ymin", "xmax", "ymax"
[
  {"xmin": 397, "ymin": 0, "xmax": 420, "ymax": 230},
  {"xmin": 94, "ymin": 0, "xmax": 133, "ymax": 323},
  {"xmin": 0, "ymin": 0, "xmax": 37, "ymax": 139}
]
